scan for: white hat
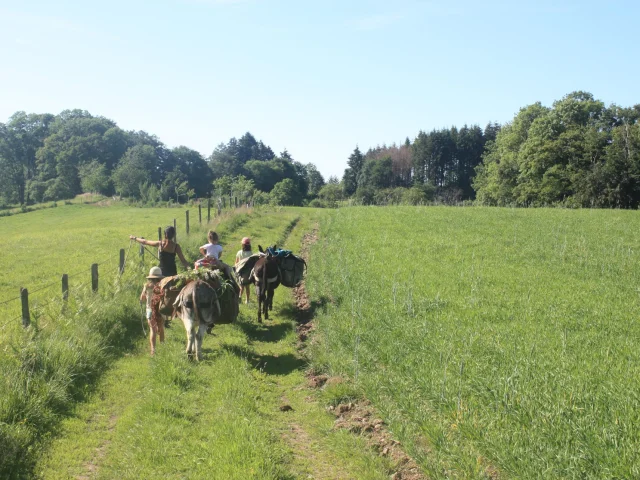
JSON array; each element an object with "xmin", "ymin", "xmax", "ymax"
[{"xmin": 147, "ymin": 266, "xmax": 164, "ymax": 279}]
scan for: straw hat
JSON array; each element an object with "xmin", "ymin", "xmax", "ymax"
[
  {"xmin": 147, "ymin": 266, "xmax": 164, "ymax": 279},
  {"xmin": 241, "ymin": 237, "xmax": 251, "ymax": 245}
]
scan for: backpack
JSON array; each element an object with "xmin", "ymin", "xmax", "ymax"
[{"xmin": 278, "ymin": 253, "xmax": 307, "ymax": 288}]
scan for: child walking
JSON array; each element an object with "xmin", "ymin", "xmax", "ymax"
[
  {"xmin": 195, "ymin": 230, "xmax": 223, "ymax": 269},
  {"xmin": 235, "ymin": 237, "xmax": 253, "ymax": 304},
  {"xmin": 140, "ymin": 266, "xmax": 164, "ymax": 356}
]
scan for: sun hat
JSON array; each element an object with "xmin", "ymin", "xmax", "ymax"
[
  {"xmin": 241, "ymin": 237, "xmax": 251, "ymax": 245},
  {"xmin": 147, "ymin": 266, "xmax": 164, "ymax": 279}
]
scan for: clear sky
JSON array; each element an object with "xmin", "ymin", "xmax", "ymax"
[{"xmin": 0, "ymin": 0, "xmax": 638, "ymax": 179}]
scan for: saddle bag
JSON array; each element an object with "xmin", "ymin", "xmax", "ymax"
[
  {"xmin": 278, "ymin": 253, "xmax": 306, "ymax": 288},
  {"xmin": 235, "ymin": 254, "xmax": 262, "ymax": 286},
  {"xmin": 202, "ymin": 268, "xmax": 239, "ymax": 325}
]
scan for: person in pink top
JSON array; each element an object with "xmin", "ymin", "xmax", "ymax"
[{"xmin": 235, "ymin": 237, "xmax": 253, "ymax": 304}]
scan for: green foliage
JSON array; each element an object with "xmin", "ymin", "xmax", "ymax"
[
  {"xmin": 79, "ymin": 160, "xmax": 111, "ymax": 195},
  {"xmin": 138, "ymin": 181, "xmax": 161, "ymax": 204},
  {"xmin": 317, "ymin": 183, "xmax": 343, "ymax": 208},
  {"xmin": 305, "ymin": 163, "xmax": 325, "ymax": 198},
  {"xmin": 111, "ymin": 145, "xmax": 156, "ymax": 198},
  {"xmin": 402, "ymin": 183, "xmax": 435, "ymax": 205},
  {"xmin": 358, "ymin": 157, "xmax": 393, "ymax": 190},
  {"xmin": 170, "ymin": 146, "xmax": 212, "ymax": 198},
  {"xmin": 270, "ymin": 178, "xmax": 303, "ymax": 206},
  {"xmin": 474, "ymin": 92, "xmax": 640, "ymax": 207},
  {"xmin": 212, "ymin": 174, "xmax": 234, "ymax": 197},
  {"xmin": 342, "ymin": 146, "xmax": 364, "ymax": 196}
]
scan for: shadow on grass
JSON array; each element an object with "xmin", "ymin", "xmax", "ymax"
[
  {"xmin": 223, "ymin": 344, "xmax": 306, "ymax": 376},
  {"xmin": 278, "ymin": 295, "xmax": 331, "ymax": 324},
  {"xmin": 236, "ymin": 319, "xmax": 294, "ymax": 343}
]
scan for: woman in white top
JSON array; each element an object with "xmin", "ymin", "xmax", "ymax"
[{"xmin": 235, "ymin": 237, "xmax": 253, "ymax": 304}]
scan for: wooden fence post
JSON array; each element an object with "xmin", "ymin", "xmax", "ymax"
[
  {"xmin": 91, "ymin": 264, "xmax": 99, "ymax": 292},
  {"xmin": 62, "ymin": 274, "xmax": 69, "ymax": 301},
  {"xmin": 198, "ymin": 204, "xmax": 202, "ymax": 225},
  {"xmin": 119, "ymin": 248, "xmax": 125, "ymax": 274},
  {"xmin": 186, "ymin": 210, "xmax": 190, "ymax": 235},
  {"xmin": 158, "ymin": 227, "xmax": 162, "ymax": 241},
  {"xmin": 20, "ymin": 287, "xmax": 30, "ymax": 328},
  {"xmin": 207, "ymin": 199, "xmax": 211, "ymax": 223},
  {"xmin": 139, "ymin": 241, "xmax": 144, "ymax": 262},
  {"xmin": 173, "ymin": 218, "xmax": 177, "ymax": 242}
]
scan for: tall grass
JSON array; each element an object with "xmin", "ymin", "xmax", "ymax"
[
  {"xmin": 307, "ymin": 206, "xmax": 640, "ymax": 479},
  {"xmin": 0, "ymin": 268, "xmax": 142, "ymax": 477},
  {"xmin": 0, "ymin": 205, "xmax": 300, "ymax": 478}
]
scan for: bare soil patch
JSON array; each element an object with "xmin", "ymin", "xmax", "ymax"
[
  {"xmin": 329, "ymin": 401, "xmax": 426, "ymax": 480},
  {"xmin": 291, "ymin": 224, "xmax": 427, "ymax": 479}
]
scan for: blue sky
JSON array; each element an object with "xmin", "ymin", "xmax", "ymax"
[{"xmin": 0, "ymin": 0, "xmax": 638, "ymax": 179}]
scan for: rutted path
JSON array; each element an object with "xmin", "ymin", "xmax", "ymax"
[{"xmin": 36, "ymin": 211, "xmax": 426, "ymax": 479}]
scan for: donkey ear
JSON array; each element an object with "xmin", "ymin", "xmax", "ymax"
[
  {"xmin": 273, "ymin": 244, "xmax": 277, "ymax": 251},
  {"xmin": 258, "ymin": 245, "xmax": 264, "ymax": 253}
]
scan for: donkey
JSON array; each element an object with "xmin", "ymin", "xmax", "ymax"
[
  {"xmin": 252, "ymin": 245, "xmax": 281, "ymax": 323},
  {"xmin": 175, "ymin": 279, "xmax": 220, "ymax": 360}
]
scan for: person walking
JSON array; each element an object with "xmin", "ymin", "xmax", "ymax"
[
  {"xmin": 139, "ymin": 266, "xmax": 164, "ymax": 356},
  {"xmin": 235, "ymin": 237, "xmax": 253, "ymax": 304}
]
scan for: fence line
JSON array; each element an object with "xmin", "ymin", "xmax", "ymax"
[
  {"xmin": 0, "ymin": 294, "xmax": 22, "ymax": 307},
  {"xmin": 0, "ymin": 207, "xmax": 243, "ymax": 330}
]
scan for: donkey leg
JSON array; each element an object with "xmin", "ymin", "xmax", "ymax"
[
  {"xmin": 268, "ymin": 286, "xmax": 274, "ymax": 311},
  {"xmin": 196, "ymin": 323, "xmax": 206, "ymax": 361},
  {"xmin": 186, "ymin": 318, "xmax": 198, "ymax": 359},
  {"xmin": 256, "ymin": 285, "xmax": 263, "ymax": 323}
]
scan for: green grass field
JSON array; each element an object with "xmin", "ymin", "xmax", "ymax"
[
  {"xmin": 2, "ymin": 203, "xmax": 640, "ymax": 479},
  {"xmin": 1, "ymin": 204, "xmax": 403, "ymax": 479},
  {"xmin": 308, "ymin": 206, "xmax": 640, "ymax": 478}
]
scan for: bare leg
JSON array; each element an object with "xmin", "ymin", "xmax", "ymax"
[
  {"xmin": 157, "ymin": 320, "xmax": 165, "ymax": 343},
  {"xmin": 148, "ymin": 321, "xmax": 157, "ymax": 356}
]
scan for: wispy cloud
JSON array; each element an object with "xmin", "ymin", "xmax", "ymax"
[{"xmin": 354, "ymin": 13, "xmax": 404, "ymax": 31}]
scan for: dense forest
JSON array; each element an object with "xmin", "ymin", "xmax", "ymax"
[
  {"xmin": 341, "ymin": 91, "xmax": 640, "ymax": 208},
  {"xmin": 2, "ymin": 92, "xmax": 638, "ymax": 209},
  {"xmin": 0, "ymin": 109, "xmax": 326, "ymax": 207}
]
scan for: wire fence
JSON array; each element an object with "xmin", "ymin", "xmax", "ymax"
[{"xmin": 0, "ymin": 208, "xmax": 226, "ymax": 334}]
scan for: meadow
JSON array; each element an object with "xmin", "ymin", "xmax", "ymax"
[
  {"xmin": 1, "ymin": 203, "xmax": 402, "ymax": 479},
  {"xmin": 307, "ymin": 206, "xmax": 640, "ymax": 478},
  {"xmin": 2, "ymin": 203, "xmax": 640, "ymax": 479},
  {"xmin": 0, "ymin": 203, "xmax": 297, "ymax": 476}
]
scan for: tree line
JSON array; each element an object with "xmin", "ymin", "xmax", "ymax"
[
  {"xmin": 335, "ymin": 124, "xmax": 500, "ymax": 206},
  {"xmin": 337, "ymin": 91, "xmax": 639, "ymax": 208},
  {"xmin": 3, "ymin": 92, "xmax": 638, "ymax": 209},
  {"xmin": 0, "ymin": 109, "xmax": 326, "ymax": 207}
]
